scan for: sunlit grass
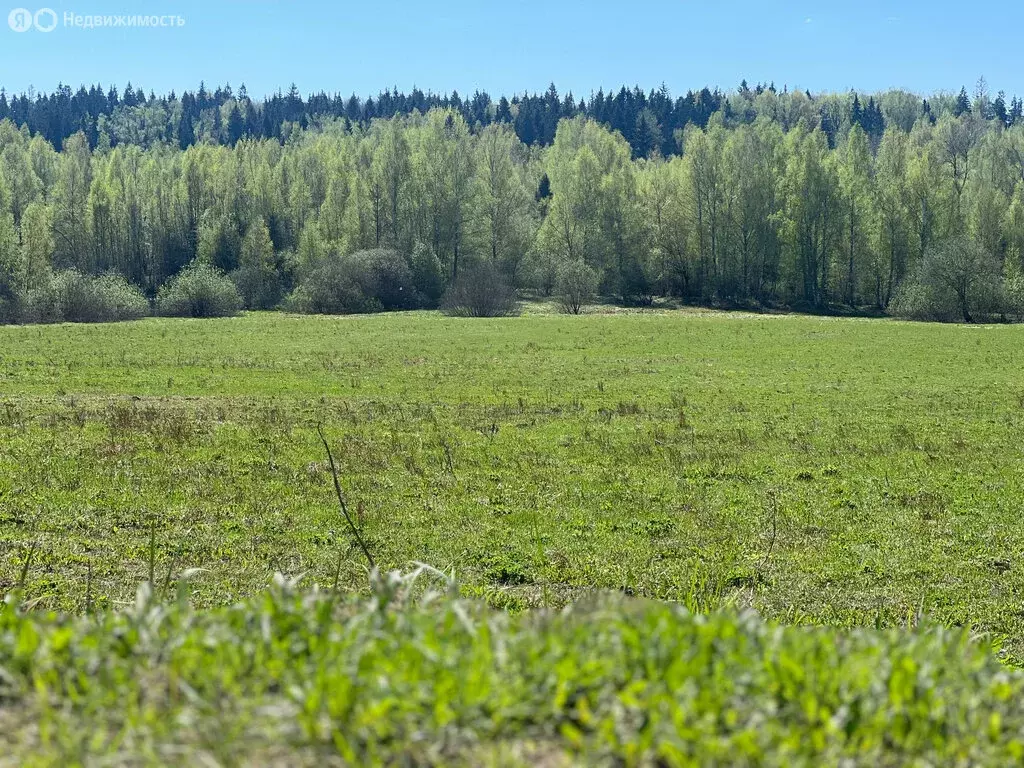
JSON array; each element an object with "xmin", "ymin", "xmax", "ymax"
[{"xmin": 3, "ymin": 308, "xmax": 1024, "ymax": 761}]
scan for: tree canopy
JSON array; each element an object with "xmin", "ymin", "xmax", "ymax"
[{"xmin": 1, "ymin": 78, "xmax": 1023, "ymax": 323}]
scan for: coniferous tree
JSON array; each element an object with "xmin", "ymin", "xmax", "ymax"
[
  {"xmin": 954, "ymin": 87, "xmax": 971, "ymax": 117},
  {"xmin": 226, "ymin": 104, "xmax": 245, "ymax": 147}
]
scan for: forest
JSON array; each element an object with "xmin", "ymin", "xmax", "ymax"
[
  {"xmin": 8, "ymin": 73, "xmax": 1024, "ymax": 765},
  {"xmin": 1, "ymin": 79, "xmax": 1023, "ymax": 323}
]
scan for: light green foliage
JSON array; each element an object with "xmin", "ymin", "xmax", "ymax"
[
  {"xmin": 369, "ymin": 117, "xmax": 412, "ymax": 250},
  {"xmin": 473, "ymin": 123, "xmax": 537, "ymax": 284},
  {"xmin": 636, "ymin": 155, "xmax": 690, "ymax": 296},
  {"xmin": 538, "ymin": 116, "xmax": 642, "ymax": 296},
  {"xmin": 719, "ymin": 121, "xmax": 784, "ymax": 301},
  {"xmin": 873, "ymin": 128, "xmax": 913, "ymax": 305},
  {"xmin": 3, "ymin": 104, "xmax": 1024, "ymax": 320},
  {"xmin": 555, "ymin": 259, "xmax": 599, "ymax": 314},
  {"xmin": 1005, "ymin": 257, "xmax": 1024, "ymax": 318},
  {"xmin": 891, "ymin": 236, "xmax": 1004, "ymax": 321},
  {"xmin": 682, "ymin": 120, "xmax": 728, "ymax": 299},
  {"xmin": 287, "ymin": 248, "xmax": 420, "ymax": 315},
  {"xmin": 155, "ymin": 262, "xmax": 243, "ymax": 317},
  {"xmin": 3, "ymin": 577, "xmax": 1024, "ymax": 765},
  {"xmin": 239, "ymin": 217, "xmax": 276, "ymax": 272},
  {"xmin": 936, "ymin": 113, "xmax": 986, "ymax": 226},
  {"xmin": 22, "ymin": 269, "xmax": 149, "ymax": 323},
  {"xmin": 409, "ymin": 109, "xmax": 477, "ymax": 280},
  {"xmin": 837, "ymin": 125, "xmax": 875, "ymax": 304},
  {"xmin": 232, "ymin": 218, "xmax": 283, "ymax": 309},
  {"xmin": 0, "ymin": 184, "xmax": 19, "ymax": 320},
  {"xmin": 18, "ymin": 200, "xmax": 54, "ymax": 293},
  {"xmin": 51, "ymin": 132, "xmax": 93, "ymax": 272},
  {"xmin": 778, "ymin": 127, "xmax": 840, "ymax": 307},
  {"xmin": 0, "ymin": 123, "xmax": 44, "ymax": 224},
  {"xmin": 906, "ymin": 123, "xmax": 948, "ymax": 262}
]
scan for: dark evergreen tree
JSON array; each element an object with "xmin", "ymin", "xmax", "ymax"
[
  {"xmin": 1010, "ymin": 97, "xmax": 1023, "ymax": 126},
  {"xmin": 633, "ymin": 109, "xmax": 662, "ymax": 159},
  {"xmin": 177, "ymin": 108, "xmax": 195, "ymax": 149},
  {"xmin": 994, "ymin": 91, "xmax": 1008, "ymax": 126},
  {"xmin": 955, "ymin": 87, "xmax": 971, "ymax": 116},
  {"xmin": 226, "ymin": 103, "xmax": 245, "ymax": 146}
]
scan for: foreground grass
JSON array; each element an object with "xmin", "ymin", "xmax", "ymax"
[
  {"xmin": 1, "ymin": 309, "xmax": 1024, "ymax": 662},
  {"xmin": 3, "ymin": 573, "xmax": 1024, "ymax": 766}
]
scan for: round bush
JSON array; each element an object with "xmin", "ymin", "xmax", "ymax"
[
  {"xmin": 410, "ymin": 242, "xmax": 444, "ymax": 308},
  {"xmin": 555, "ymin": 259, "xmax": 599, "ymax": 314},
  {"xmin": 889, "ymin": 281, "xmax": 945, "ymax": 322},
  {"xmin": 890, "ymin": 237, "xmax": 1003, "ymax": 323},
  {"xmin": 441, "ymin": 262, "xmax": 519, "ymax": 317},
  {"xmin": 89, "ymin": 273, "xmax": 150, "ymax": 321},
  {"xmin": 156, "ymin": 263, "xmax": 243, "ymax": 318},
  {"xmin": 24, "ymin": 270, "xmax": 149, "ymax": 323},
  {"xmin": 0, "ymin": 291, "xmax": 22, "ymax": 324},
  {"xmin": 230, "ymin": 264, "xmax": 283, "ymax": 310},
  {"xmin": 287, "ymin": 249, "xmax": 419, "ymax": 315}
]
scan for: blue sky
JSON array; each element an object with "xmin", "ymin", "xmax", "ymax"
[{"xmin": 0, "ymin": 0, "xmax": 1020, "ymax": 99}]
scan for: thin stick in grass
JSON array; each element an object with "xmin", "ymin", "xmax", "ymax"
[
  {"xmin": 16, "ymin": 540, "xmax": 37, "ymax": 591},
  {"xmin": 148, "ymin": 519, "xmax": 156, "ymax": 587},
  {"xmin": 85, "ymin": 560, "xmax": 93, "ymax": 616},
  {"xmin": 317, "ymin": 424, "xmax": 375, "ymax": 570}
]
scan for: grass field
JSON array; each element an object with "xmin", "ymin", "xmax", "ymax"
[{"xmin": 2, "ymin": 308, "xmax": 1024, "ymax": 762}]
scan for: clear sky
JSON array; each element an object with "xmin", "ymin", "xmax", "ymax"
[{"xmin": 1, "ymin": 0, "xmax": 1021, "ymax": 100}]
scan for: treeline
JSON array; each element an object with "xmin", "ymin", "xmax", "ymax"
[
  {"xmin": 1, "ymin": 87, "xmax": 1024, "ymax": 323},
  {"xmin": 5, "ymin": 79, "xmax": 1023, "ymax": 159}
]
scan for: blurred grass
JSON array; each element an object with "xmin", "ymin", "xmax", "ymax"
[{"xmin": 2, "ymin": 574, "xmax": 1024, "ymax": 766}]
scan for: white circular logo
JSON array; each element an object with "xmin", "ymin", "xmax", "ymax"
[
  {"xmin": 8, "ymin": 7, "xmax": 33, "ymax": 31},
  {"xmin": 33, "ymin": 7, "xmax": 56, "ymax": 31}
]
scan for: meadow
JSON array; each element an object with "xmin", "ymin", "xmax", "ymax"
[{"xmin": 3, "ymin": 307, "xmax": 1024, "ymax": 763}]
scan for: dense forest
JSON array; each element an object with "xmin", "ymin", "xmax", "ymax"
[
  {"xmin": 1, "ymin": 79, "xmax": 1023, "ymax": 323},
  {"xmin": 6, "ymin": 79, "xmax": 1024, "ymax": 157}
]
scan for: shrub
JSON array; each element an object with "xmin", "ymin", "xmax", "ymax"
[
  {"xmin": 890, "ymin": 280, "xmax": 944, "ymax": 322},
  {"xmin": 230, "ymin": 264, "xmax": 283, "ymax": 310},
  {"xmin": 619, "ymin": 254, "xmax": 654, "ymax": 306},
  {"xmin": 354, "ymin": 249, "xmax": 420, "ymax": 311},
  {"xmin": 287, "ymin": 249, "xmax": 419, "ymax": 315},
  {"xmin": 410, "ymin": 242, "xmax": 444, "ymax": 307},
  {"xmin": 890, "ymin": 237, "xmax": 1003, "ymax": 323},
  {"xmin": 22, "ymin": 270, "xmax": 149, "ymax": 324},
  {"xmin": 441, "ymin": 262, "xmax": 519, "ymax": 317},
  {"xmin": 156, "ymin": 262, "xmax": 243, "ymax": 318},
  {"xmin": 88, "ymin": 273, "xmax": 151, "ymax": 321},
  {"xmin": 287, "ymin": 264, "xmax": 381, "ymax": 314},
  {"xmin": 555, "ymin": 259, "xmax": 599, "ymax": 314},
  {"xmin": 0, "ymin": 290, "xmax": 22, "ymax": 324}
]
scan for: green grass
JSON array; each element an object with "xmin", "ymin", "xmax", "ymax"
[
  {"xmin": 3, "ymin": 308, "xmax": 1024, "ymax": 761},
  {"xmin": 4, "ymin": 572, "xmax": 1024, "ymax": 766},
  {"xmin": 2, "ymin": 310, "xmax": 1024, "ymax": 647}
]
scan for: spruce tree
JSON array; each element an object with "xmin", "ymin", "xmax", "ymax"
[
  {"xmin": 226, "ymin": 104, "xmax": 245, "ymax": 147},
  {"xmin": 954, "ymin": 87, "xmax": 971, "ymax": 117}
]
